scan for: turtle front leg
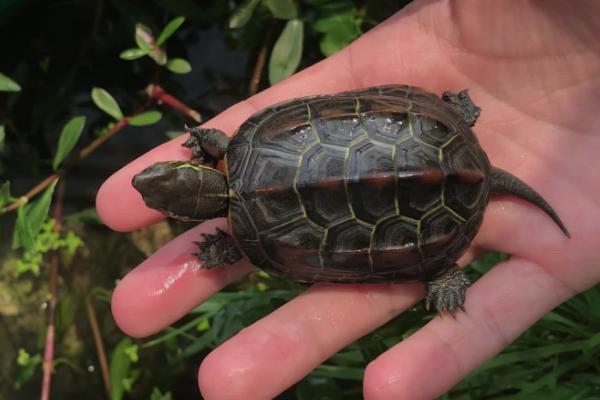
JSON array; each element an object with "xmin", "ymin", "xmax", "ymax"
[
  {"xmin": 182, "ymin": 126, "xmax": 230, "ymax": 165},
  {"xmin": 425, "ymin": 265, "xmax": 471, "ymax": 316},
  {"xmin": 441, "ymin": 90, "xmax": 481, "ymax": 127},
  {"xmin": 193, "ymin": 228, "xmax": 242, "ymax": 269}
]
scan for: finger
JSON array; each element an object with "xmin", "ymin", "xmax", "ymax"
[
  {"xmin": 363, "ymin": 257, "xmax": 576, "ymax": 400},
  {"xmin": 194, "ymin": 245, "xmax": 479, "ymax": 400},
  {"xmin": 197, "ymin": 282, "xmax": 423, "ymax": 400},
  {"xmin": 111, "ymin": 219, "xmax": 252, "ymax": 337},
  {"xmin": 96, "ymin": 9, "xmax": 452, "ymax": 232},
  {"xmin": 471, "ymin": 195, "xmax": 595, "ymax": 291}
]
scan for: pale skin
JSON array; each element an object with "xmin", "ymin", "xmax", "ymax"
[{"xmin": 96, "ymin": 1, "xmax": 600, "ymax": 399}]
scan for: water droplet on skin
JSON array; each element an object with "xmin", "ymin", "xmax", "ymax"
[{"xmin": 151, "ymin": 259, "xmax": 196, "ymax": 296}]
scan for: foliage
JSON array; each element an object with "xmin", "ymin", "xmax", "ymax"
[
  {"xmin": 121, "ymin": 17, "xmax": 191, "ymax": 74},
  {"xmin": 110, "ymin": 338, "xmax": 139, "ymax": 400},
  {"xmin": 15, "ymin": 349, "xmax": 42, "ymax": 390},
  {"xmin": 269, "ymin": 19, "xmax": 304, "ymax": 84},
  {"xmin": 15, "ymin": 218, "xmax": 83, "ymax": 276},
  {"xmin": 1, "ymin": 1, "xmax": 596, "ymax": 399},
  {"xmin": 12, "ymin": 182, "xmax": 59, "ymax": 252},
  {"xmin": 53, "ymin": 116, "xmax": 86, "ymax": 170}
]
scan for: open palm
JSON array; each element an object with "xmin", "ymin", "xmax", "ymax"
[{"xmin": 96, "ymin": 1, "xmax": 600, "ymax": 399}]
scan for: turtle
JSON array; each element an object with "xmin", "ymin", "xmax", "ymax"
[{"xmin": 132, "ymin": 85, "xmax": 570, "ymax": 315}]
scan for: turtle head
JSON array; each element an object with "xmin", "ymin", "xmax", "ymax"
[{"xmin": 132, "ymin": 161, "xmax": 229, "ymax": 221}]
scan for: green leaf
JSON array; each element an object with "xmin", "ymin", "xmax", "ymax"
[
  {"xmin": 0, "ymin": 124, "xmax": 4, "ymax": 153},
  {"xmin": 134, "ymin": 23, "xmax": 155, "ymax": 53},
  {"xmin": 165, "ymin": 58, "xmax": 192, "ymax": 74},
  {"xmin": 229, "ymin": 0, "xmax": 261, "ymax": 28},
  {"xmin": 197, "ymin": 318, "xmax": 210, "ymax": 332},
  {"xmin": 28, "ymin": 180, "xmax": 58, "ymax": 240},
  {"xmin": 315, "ymin": 12, "xmax": 361, "ymax": 56},
  {"xmin": 164, "ymin": 130, "xmax": 184, "ymax": 140},
  {"xmin": 311, "ymin": 364, "xmax": 364, "ymax": 380},
  {"xmin": 53, "ymin": 116, "xmax": 86, "ymax": 170},
  {"xmin": 15, "ymin": 349, "xmax": 41, "ymax": 390},
  {"xmin": 268, "ymin": 19, "xmax": 304, "ymax": 85},
  {"xmin": 124, "ymin": 344, "xmax": 139, "ymax": 363},
  {"xmin": 0, "ymin": 181, "xmax": 11, "ymax": 209},
  {"xmin": 264, "ymin": 0, "xmax": 298, "ymax": 19},
  {"xmin": 110, "ymin": 338, "xmax": 134, "ymax": 400},
  {"xmin": 12, "ymin": 180, "xmax": 58, "ymax": 251},
  {"xmin": 91, "ymin": 87, "xmax": 124, "ymax": 120},
  {"xmin": 14, "ymin": 204, "xmax": 35, "ymax": 251},
  {"xmin": 128, "ymin": 111, "xmax": 162, "ymax": 126},
  {"xmin": 296, "ymin": 376, "xmax": 342, "ymax": 400},
  {"xmin": 306, "ymin": 0, "xmax": 352, "ymax": 6},
  {"xmin": 157, "ymin": 16, "xmax": 185, "ymax": 45},
  {"xmin": 150, "ymin": 388, "xmax": 173, "ymax": 400},
  {"xmin": 0, "ymin": 72, "xmax": 21, "ymax": 92},
  {"xmin": 135, "ymin": 23, "xmax": 167, "ymax": 65},
  {"xmin": 64, "ymin": 208, "xmax": 101, "ymax": 225},
  {"xmin": 119, "ymin": 48, "xmax": 148, "ymax": 60}
]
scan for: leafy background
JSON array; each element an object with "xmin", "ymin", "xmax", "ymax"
[{"xmin": 1, "ymin": 0, "xmax": 599, "ymax": 399}]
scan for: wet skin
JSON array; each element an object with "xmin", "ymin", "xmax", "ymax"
[{"xmin": 96, "ymin": 1, "xmax": 600, "ymax": 399}]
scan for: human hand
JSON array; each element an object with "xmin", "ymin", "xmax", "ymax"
[{"xmin": 96, "ymin": 1, "xmax": 600, "ymax": 398}]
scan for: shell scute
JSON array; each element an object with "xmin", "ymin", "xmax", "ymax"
[
  {"xmin": 297, "ymin": 144, "xmax": 351, "ymax": 227},
  {"xmin": 309, "ymin": 97, "xmax": 366, "ymax": 146},
  {"xmin": 347, "ymin": 139, "xmax": 396, "ymax": 224},
  {"xmin": 394, "ymin": 138, "xmax": 444, "ymax": 219},
  {"xmin": 251, "ymin": 103, "xmax": 316, "ymax": 155},
  {"xmin": 235, "ymin": 148, "xmax": 303, "ymax": 230},
  {"xmin": 371, "ymin": 216, "xmax": 422, "ymax": 275},
  {"xmin": 323, "ymin": 219, "xmax": 372, "ymax": 270},
  {"xmin": 259, "ymin": 217, "xmax": 323, "ymax": 273},
  {"xmin": 419, "ymin": 207, "xmax": 464, "ymax": 259},
  {"xmin": 226, "ymin": 85, "xmax": 491, "ymax": 283},
  {"xmin": 362, "ymin": 111, "xmax": 411, "ymax": 144}
]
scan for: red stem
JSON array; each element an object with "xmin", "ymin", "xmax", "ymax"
[
  {"xmin": 147, "ymin": 84, "xmax": 201, "ymax": 122},
  {"xmin": 1, "ymin": 83, "xmax": 199, "ymax": 216},
  {"xmin": 40, "ymin": 181, "xmax": 65, "ymax": 400}
]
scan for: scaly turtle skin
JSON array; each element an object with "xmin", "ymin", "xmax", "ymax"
[{"xmin": 132, "ymin": 85, "xmax": 569, "ymax": 315}]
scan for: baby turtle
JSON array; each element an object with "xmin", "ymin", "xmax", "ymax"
[{"xmin": 132, "ymin": 85, "xmax": 569, "ymax": 315}]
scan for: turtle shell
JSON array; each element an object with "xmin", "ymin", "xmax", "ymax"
[{"xmin": 225, "ymin": 85, "xmax": 491, "ymax": 283}]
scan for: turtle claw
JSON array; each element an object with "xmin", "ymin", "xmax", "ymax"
[
  {"xmin": 442, "ymin": 90, "xmax": 481, "ymax": 127},
  {"xmin": 425, "ymin": 266, "xmax": 471, "ymax": 316},
  {"xmin": 182, "ymin": 126, "xmax": 217, "ymax": 165},
  {"xmin": 182, "ymin": 126, "xmax": 230, "ymax": 166},
  {"xmin": 193, "ymin": 228, "xmax": 242, "ymax": 269}
]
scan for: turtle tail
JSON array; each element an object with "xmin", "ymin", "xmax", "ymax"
[{"xmin": 489, "ymin": 167, "xmax": 570, "ymax": 238}]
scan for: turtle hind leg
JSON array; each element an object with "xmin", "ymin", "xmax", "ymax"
[
  {"xmin": 442, "ymin": 90, "xmax": 481, "ymax": 127},
  {"xmin": 425, "ymin": 266, "xmax": 471, "ymax": 316},
  {"xmin": 193, "ymin": 228, "xmax": 242, "ymax": 269},
  {"xmin": 182, "ymin": 126, "xmax": 230, "ymax": 165},
  {"xmin": 490, "ymin": 166, "xmax": 570, "ymax": 237}
]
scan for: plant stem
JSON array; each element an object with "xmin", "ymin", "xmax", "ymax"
[
  {"xmin": 147, "ymin": 84, "xmax": 201, "ymax": 122},
  {"xmin": 0, "ymin": 117, "xmax": 130, "ymax": 215},
  {"xmin": 2, "ymin": 173, "xmax": 61, "ymax": 213},
  {"xmin": 76, "ymin": 118, "xmax": 129, "ymax": 161},
  {"xmin": 248, "ymin": 19, "xmax": 276, "ymax": 96},
  {"xmin": 1, "ymin": 85, "xmax": 198, "ymax": 216},
  {"xmin": 40, "ymin": 181, "xmax": 65, "ymax": 400},
  {"xmin": 85, "ymin": 295, "xmax": 111, "ymax": 400}
]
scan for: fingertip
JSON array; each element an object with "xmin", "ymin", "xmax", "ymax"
[
  {"xmin": 364, "ymin": 354, "xmax": 420, "ymax": 400},
  {"xmin": 110, "ymin": 220, "xmax": 253, "ymax": 339},
  {"xmin": 96, "ymin": 173, "xmax": 164, "ymax": 232},
  {"xmin": 198, "ymin": 337, "xmax": 254, "ymax": 400},
  {"xmin": 96, "ymin": 135, "xmax": 192, "ymax": 232},
  {"xmin": 111, "ymin": 276, "xmax": 154, "ymax": 338}
]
